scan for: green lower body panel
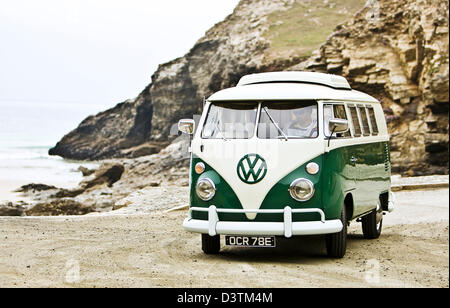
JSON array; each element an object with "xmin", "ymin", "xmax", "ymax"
[{"xmin": 190, "ymin": 141, "xmax": 391, "ymax": 223}]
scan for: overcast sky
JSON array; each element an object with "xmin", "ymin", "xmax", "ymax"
[{"xmin": 0, "ymin": 0, "xmax": 240, "ymax": 108}]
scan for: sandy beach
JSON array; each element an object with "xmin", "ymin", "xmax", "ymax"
[{"xmin": 0, "ymin": 188, "xmax": 448, "ymax": 288}]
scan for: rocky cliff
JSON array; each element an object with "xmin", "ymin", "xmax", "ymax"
[
  {"xmin": 49, "ymin": 0, "xmax": 449, "ymax": 175},
  {"xmin": 49, "ymin": 0, "xmax": 365, "ymax": 158},
  {"xmin": 291, "ymin": 0, "xmax": 449, "ymax": 175},
  {"xmin": 49, "ymin": 97, "xmax": 154, "ymax": 160}
]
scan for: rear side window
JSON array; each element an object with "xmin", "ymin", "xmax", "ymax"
[
  {"xmin": 367, "ymin": 107, "xmax": 379, "ymax": 135},
  {"xmin": 333, "ymin": 105, "xmax": 347, "ymax": 120},
  {"xmin": 358, "ymin": 106, "xmax": 371, "ymax": 136},
  {"xmin": 349, "ymin": 106, "xmax": 362, "ymax": 137}
]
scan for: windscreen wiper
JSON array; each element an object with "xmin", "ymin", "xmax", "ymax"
[
  {"xmin": 263, "ymin": 107, "xmax": 288, "ymax": 141},
  {"xmin": 215, "ymin": 122, "xmax": 229, "ymax": 141}
]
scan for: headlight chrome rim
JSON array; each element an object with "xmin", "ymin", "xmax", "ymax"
[
  {"xmin": 289, "ymin": 178, "xmax": 315, "ymax": 202},
  {"xmin": 196, "ymin": 178, "xmax": 216, "ymax": 201}
]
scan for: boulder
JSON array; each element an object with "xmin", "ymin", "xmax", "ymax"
[
  {"xmin": 26, "ymin": 200, "xmax": 96, "ymax": 216},
  {"xmin": 82, "ymin": 163, "xmax": 125, "ymax": 189},
  {"xmin": 119, "ymin": 143, "xmax": 163, "ymax": 158},
  {"xmin": 78, "ymin": 166, "xmax": 96, "ymax": 177},
  {"xmin": 0, "ymin": 203, "xmax": 26, "ymax": 216},
  {"xmin": 15, "ymin": 183, "xmax": 57, "ymax": 193}
]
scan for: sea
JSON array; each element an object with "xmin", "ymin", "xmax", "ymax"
[{"xmin": 0, "ymin": 100, "xmax": 109, "ymax": 201}]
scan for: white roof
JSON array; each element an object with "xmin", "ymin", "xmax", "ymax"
[
  {"xmin": 237, "ymin": 72, "xmax": 352, "ymax": 90},
  {"xmin": 208, "ymin": 82, "xmax": 379, "ymax": 103}
]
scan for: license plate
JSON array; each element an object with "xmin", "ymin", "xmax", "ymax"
[{"xmin": 225, "ymin": 236, "xmax": 276, "ymax": 248}]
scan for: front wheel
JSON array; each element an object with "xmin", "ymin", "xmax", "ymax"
[
  {"xmin": 326, "ymin": 206, "xmax": 347, "ymax": 258},
  {"xmin": 362, "ymin": 200, "xmax": 383, "ymax": 239},
  {"xmin": 202, "ymin": 234, "xmax": 220, "ymax": 254}
]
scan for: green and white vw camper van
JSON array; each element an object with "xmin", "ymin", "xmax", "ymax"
[{"xmin": 179, "ymin": 72, "xmax": 394, "ymax": 258}]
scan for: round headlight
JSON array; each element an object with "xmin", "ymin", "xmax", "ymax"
[
  {"xmin": 196, "ymin": 178, "xmax": 216, "ymax": 201},
  {"xmin": 289, "ymin": 178, "xmax": 315, "ymax": 202},
  {"xmin": 306, "ymin": 162, "xmax": 320, "ymax": 175},
  {"xmin": 195, "ymin": 162, "xmax": 206, "ymax": 174}
]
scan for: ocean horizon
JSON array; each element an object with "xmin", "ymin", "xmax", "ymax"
[{"xmin": 0, "ymin": 100, "xmax": 108, "ymax": 201}]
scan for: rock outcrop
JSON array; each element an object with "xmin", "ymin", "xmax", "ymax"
[
  {"xmin": 49, "ymin": 98, "xmax": 156, "ymax": 160},
  {"xmin": 17, "ymin": 139, "xmax": 191, "ymax": 216},
  {"xmin": 52, "ymin": 162, "xmax": 125, "ymax": 199},
  {"xmin": 0, "ymin": 203, "xmax": 25, "ymax": 216},
  {"xmin": 49, "ymin": 0, "xmax": 448, "ymax": 175},
  {"xmin": 82, "ymin": 163, "xmax": 125, "ymax": 188},
  {"xmin": 26, "ymin": 200, "xmax": 96, "ymax": 216},
  {"xmin": 15, "ymin": 184, "xmax": 57, "ymax": 193},
  {"xmin": 291, "ymin": 0, "xmax": 449, "ymax": 174}
]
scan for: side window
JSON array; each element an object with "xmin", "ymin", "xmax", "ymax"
[
  {"xmin": 358, "ymin": 106, "xmax": 371, "ymax": 136},
  {"xmin": 349, "ymin": 106, "xmax": 362, "ymax": 137},
  {"xmin": 323, "ymin": 105, "xmax": 334, "ymax": 137},
  {"xmin": 323, "ymin": 104, "xmax": 351, "ymax": 138},
  {"xmin": 367, "ymin": 107, "xmax": 379, "ymax": 135},
  {"xmin": 333, "ymin": 105, "xmax": 351, "ymax": 138}
]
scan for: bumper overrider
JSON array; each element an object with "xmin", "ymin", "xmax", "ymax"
[{"xmin": 183, "ymin": 206, "xmax": 343, "ymax": 238}]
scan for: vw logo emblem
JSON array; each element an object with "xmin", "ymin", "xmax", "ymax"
[{"xmin": 237, "ymin": 154, "xmax": 268, "ymax": 184}]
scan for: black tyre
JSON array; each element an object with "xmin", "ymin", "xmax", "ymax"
[
  {"xmin": 326, "ymin": 206, "xmax": 347, "ymax": 258},
  {"xmin": 201, "ymin": 234, "xmax": 220, "ymax": 254},
  {"xmin": 362, "ymin": 200, "xmax": 383, "ymax": 239}
]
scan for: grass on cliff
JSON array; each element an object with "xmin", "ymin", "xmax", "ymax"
[{"xmin": 264, "ymin": 0, "xmax": 366, "ymax": 61}]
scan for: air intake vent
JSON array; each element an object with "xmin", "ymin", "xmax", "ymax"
[
  {"xmin": 237, "ymin": 72, "xmax": 352, "ymax": 90},
  {"xmin": 384, "ymin": 143, "xmax": 391, "ymax": 172}
]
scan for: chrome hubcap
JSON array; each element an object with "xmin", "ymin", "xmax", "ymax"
[{"xmin": 375, "ymin": 201, "xmax": 383, "ymax": 230}]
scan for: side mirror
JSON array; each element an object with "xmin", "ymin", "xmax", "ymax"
[
  {"xmin": 329, "ymin": 118, "xmax": 349, "ymax": 134},
  {"xmin": 178, "ymin": 119, "xmax": 195, "ymax": 135}
]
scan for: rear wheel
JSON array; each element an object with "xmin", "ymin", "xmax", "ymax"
[
  {"xmin": 326, "ymin": 206, "xmax": 347, "ymax": 258},
  {"xmin": 362, "ymin": 200, "xmax": 383, "ymax": 239},
  {"xmin": 202, "ymin": 234, "xmax": 220, "ymax": 254}
]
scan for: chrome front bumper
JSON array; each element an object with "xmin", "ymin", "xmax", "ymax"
[
  {"xmin": 183, "ymin": 206, "xmax": 343, "ymax": 238},
  {"xmin": 388, "ymin": 191, "xmax": 395, "ymax": 213}
]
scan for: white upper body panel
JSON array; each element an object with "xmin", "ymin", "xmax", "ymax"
[
  {"xmin": 208, "ymin": 82, "xmax": 379, "ymax": 103},
  {"xmin": 237, "ymin": 71, "xmax": 351, "ymax": 89}
]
